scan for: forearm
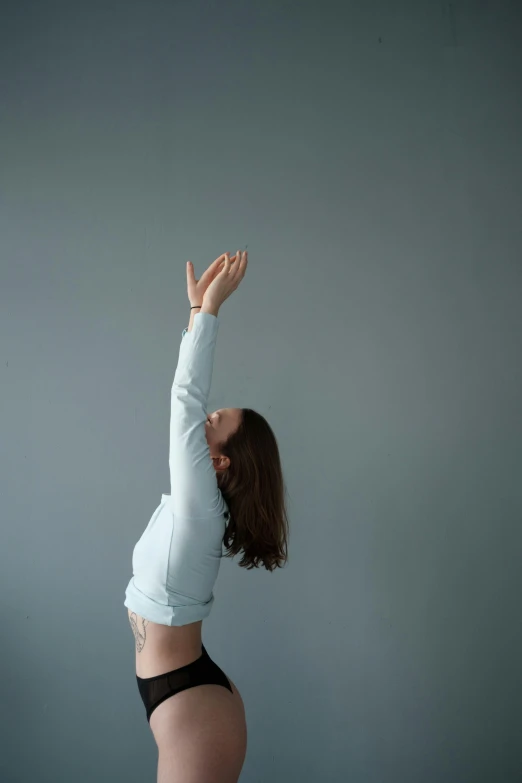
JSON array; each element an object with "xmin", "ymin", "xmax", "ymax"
[{"xmin": 187, "ymin": 301, "xmax": 220, "ymax": 332}]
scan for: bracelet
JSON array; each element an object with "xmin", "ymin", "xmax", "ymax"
[{"xmin": 191, "ymin": 305, "xmax": 202, "ymax": 310}]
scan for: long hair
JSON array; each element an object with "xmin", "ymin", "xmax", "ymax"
[{"xmin": 215, "ymin": 408, "xmax": 290, "ymax": 571}]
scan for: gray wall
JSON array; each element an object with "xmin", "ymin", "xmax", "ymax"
[{"xmin": 1, "ymin": 2, "xmax": 521, "ymax": 781}]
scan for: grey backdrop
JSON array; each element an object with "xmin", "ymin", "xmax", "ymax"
[{"xmin": 1, "ymin": 2, "xmax": 521, "ymax": 782}]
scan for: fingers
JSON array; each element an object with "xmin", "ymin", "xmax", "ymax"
[
  {"xmin": 205, "ymin": 250, "xmax": 242, "ymax": 279},
  {"xmin": 216, "ymin": 252, "xmax": 240, "ymax": 273},
  {"xmin": 213, "ymin": 253, "xmax": 228, "ymax": 268},
  {"xmin": 231, "ymin": 250, "xmax": 248, "ymax": 281},
  {"xmin": 206, "ymin": 252, "xmax": 234, "ymax": 281},
  {"xmin": 224, "ymin": 251, "xmax": 236, "ymax": 278}
]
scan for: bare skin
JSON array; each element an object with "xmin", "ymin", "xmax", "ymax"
[
  {"xmin": 127, "ymin": 610, "xmax": 247, "ymax": 782},
  {"xmin": 152, "ymin": 677, "xmax": 247, "ymax": 783}
]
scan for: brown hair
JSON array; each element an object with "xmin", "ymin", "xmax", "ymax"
[{"xmin": 215, "ymin": 408, "xmax": 290, "ymax": 571}]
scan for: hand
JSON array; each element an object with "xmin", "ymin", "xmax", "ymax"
[
  {"xmin": 186, "ymin": 252, "xmax": 241, "ymax": 307},
  {"xmin": 202, "ymin": 250, "xmax": 248, "ymax": 309}
]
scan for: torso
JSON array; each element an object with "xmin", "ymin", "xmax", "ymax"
[
  {"xmin": 127, "ymin": 608, "xmax": 204, "ymax": 678},
  {"xmin": 127, "ymin": 610, "xmax": 247, "ymax": 772}
]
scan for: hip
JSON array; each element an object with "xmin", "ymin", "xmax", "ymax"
[{"xmin": 142, "ymin": 645, "xmax": 247, "ymax": 766}]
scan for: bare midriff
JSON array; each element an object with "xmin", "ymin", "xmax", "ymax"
[{"xmin": 127, "ymin": 608, "xmax": 204, "ymax": 679}]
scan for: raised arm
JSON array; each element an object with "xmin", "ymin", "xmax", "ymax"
[
  {"xmin": 168, "ymin": 307, "xmax": 227, "ymax": 520},
  {"xmin": 169, "ymin": 250, "xmax": 248, "ymax": 518}
]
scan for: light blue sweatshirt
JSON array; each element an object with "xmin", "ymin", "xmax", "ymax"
[{"xmin": 124, "ymin": 312, "xmax": 230, "ymax": 626}]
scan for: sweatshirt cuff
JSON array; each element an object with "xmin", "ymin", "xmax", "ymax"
[{"xmin": 182, "ymin": 311, "xmax": 218, "ymax": 339}]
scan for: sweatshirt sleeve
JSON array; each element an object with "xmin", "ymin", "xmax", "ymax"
[{"xmin": 169, "ymin": 311, "xmax": 228, "ymax": 520}]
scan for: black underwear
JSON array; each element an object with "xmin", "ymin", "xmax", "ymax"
[{"xmin": 136, "ymin": 644, "xmax": 233, "ymax": 723}]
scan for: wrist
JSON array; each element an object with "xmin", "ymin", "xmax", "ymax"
[
  {"xmin": 200, "ymin": 300, "xmax": 220, "ymax": 317},
  {"xmin": 187, "ymin": 304, "xmax": 202, "ymax": 333}
]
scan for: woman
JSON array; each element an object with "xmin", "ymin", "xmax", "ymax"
[{"xmin": 124, "ymin": 250, "xmax": 290, "ymax": 782}]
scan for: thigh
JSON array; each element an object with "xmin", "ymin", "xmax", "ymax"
[{"xmin": 152, "ymin": 678, "xmax": 247, "ymax": 783}]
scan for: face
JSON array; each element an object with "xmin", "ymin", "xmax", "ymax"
[{"xmin": 205, "ymin": 408, "xmax": 243, "ymax": 470}]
